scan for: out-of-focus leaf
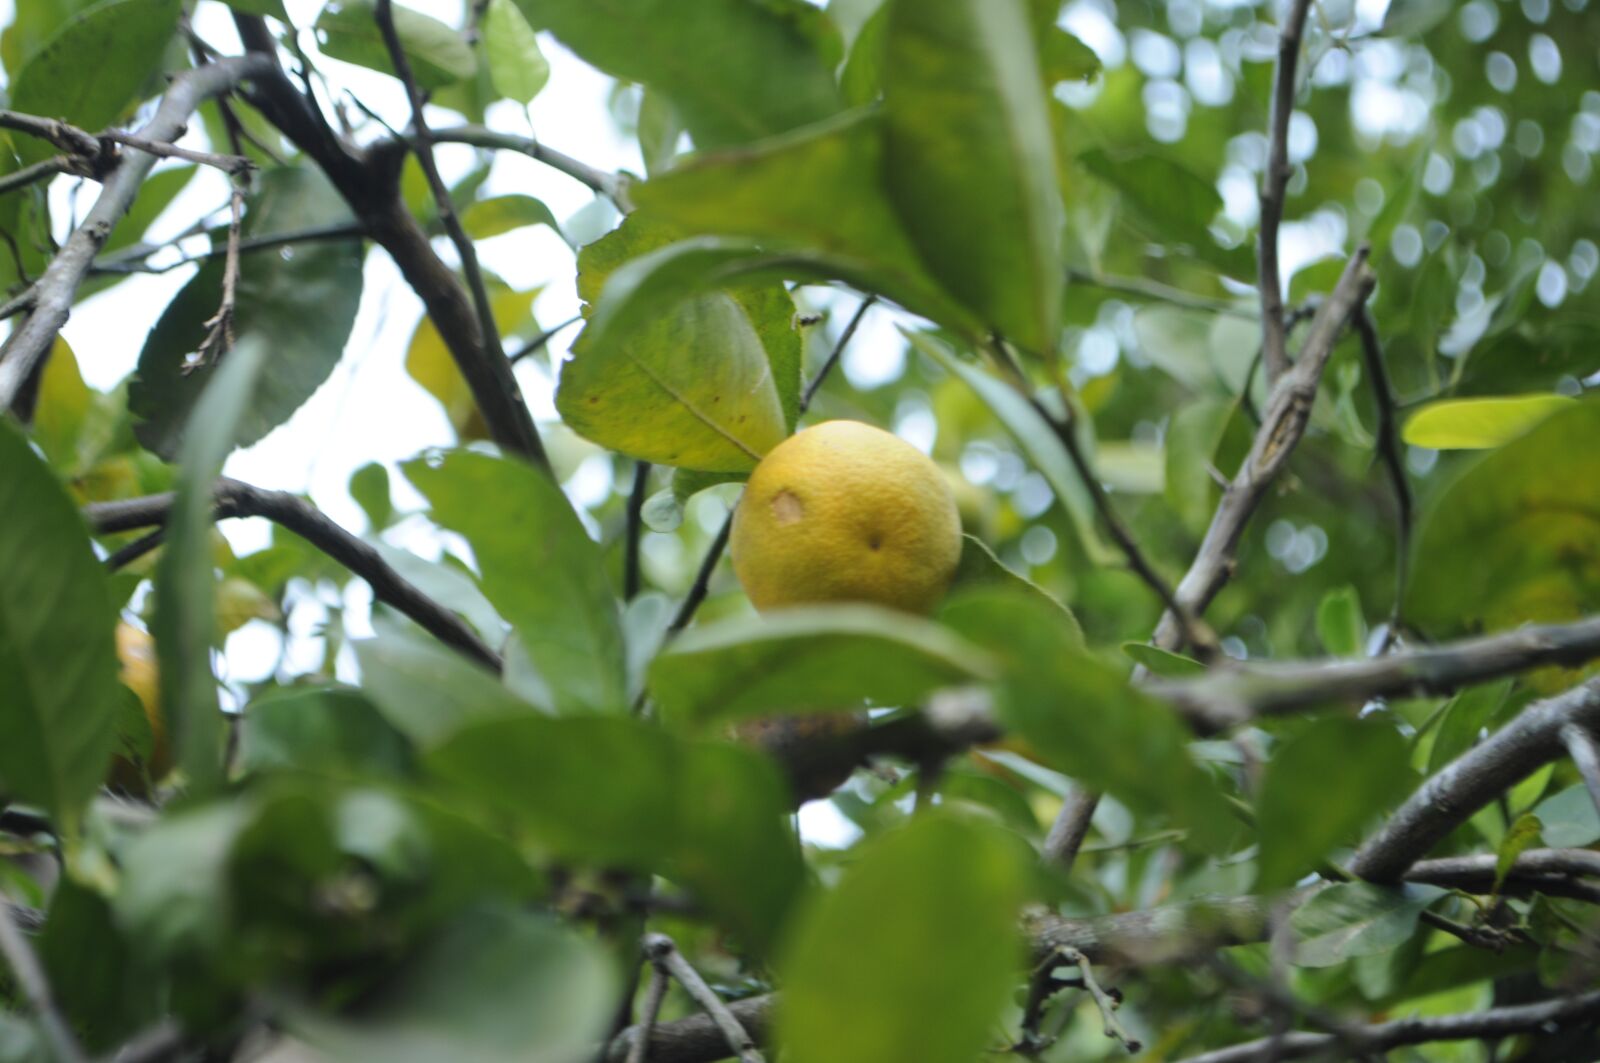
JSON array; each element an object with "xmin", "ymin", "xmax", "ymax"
[
  {"xmin": 650, "ymin": 604, "xmax": 994, "ymax": 729},
  {"xmin": 1080, "ymin": 149, "xmax": 1223, "ymax": 265},
  {"xmin": 881, "ymin": 0, "xmax": 1061, "ymax": 354},
  {"xmin": 1378, "ymin": 0, "xmax": 1453, "ymax": 37},
  {"xmin": 1316, "ymin": 585, "xmax": 1366, "ymax": 657},
  {"xmin": 291, "ymin": 907, "xmax": 615, "ymax": 1063},
  {"xmin": 9, "ymin": 0, "xmax": 181, "ymax": 164},
  {"xmin": 31, "ymin": 339, "xmax": 90, "ymax": 472},
  {"xmin": 114, "ymin": 802, "xmax": 253, "ymax": 961},
  {"xmin": 482, "ymin": 0, "xmax": 547, "ymax": 104},
  {"xmin": 152, "ymin": 339, "xmax": 268, "ymax": 794},
  {"xmin": 1495, "ymin": 814, "xmax": 1543, "ymax": 894},
  {"xmin": 0, "ymin": 419, "xmax": 120, "ymax": 834},
  {"xmin": 951, "ymin": 533, "xmax": 1082, "ymax": 638},
  {"xmin": 428, "ymin": 715, "xmax": 804, "ymax": 950},
  {"xmin": 513, "ymin": 0, "xmax": 840, "ymax": 148},
  {"xmin": 131, "ymin": 168, "xmax": 363, "ymax": 460},
  {"xmin": 239, "ymin": 687, "xmax": 414, "ymax": 779},
  {"xmin": 405, "ymin": 450, "xmax": 626, "ymax": 715},
  {"xmin": 316, "ymin": 0, "xmax": 475, "ymax": 89},
  {"xmin": 1164, "ymin": 398, "xmax": 1248, "ymax": 536},
  {"xmin": 637, "ymin": 87, "xmax": 683, "ymax": 174},
  {"xmin": 1257, "ymin": 718, "xmax": 1413, "ymax": 890},
  {"xmin": 1038, "ymin": 29, "xmax": 1100, "ymax": 84},
  {"xmin": 1533, "ymin": 785, "xmax": 1600, "ymax": 848},
  {"xmin": 1121, "ymin": 642, "xmax": 1205, "ymax": 677},
  {"xmin": 1402, "ymin": 395, "xmax": 1575, "ymax": 450},
  {"xmin": 1292, "ymin": 883, "xmax": 1444, "ymax": 967},
  {"xmin": 908, "ymin": 330, "xmax": 1115, "ymax": 564},
  {"xmin": 407, "ymin": 286, "xmax": 537, "ymax": 439},
  {"xmin": 778, "ymin": 814, "xmax": 1028, "ymax": 1063},
  {"xmin": 461, "ymin": 195, "xmax": 561, "ymax": 241},
  {"xmin": 349, "ymin": 462, "xmax": 393, "ymax": 532},
  {"xmin": 1426, "ymin": 680, "xmax": 1510, "ymax": 775},
  {"xmin": 942, "ymin": 586, "xmax": 1236, "ymax": 851},
  {"xmin": 1407, "ymin": 403, "xmax": 1600, "ymax": 633}
]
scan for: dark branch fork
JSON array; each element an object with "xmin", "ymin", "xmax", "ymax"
[{"xmin": 1257, "ymin": 0, "xmax": 1315, "ymax": 383}]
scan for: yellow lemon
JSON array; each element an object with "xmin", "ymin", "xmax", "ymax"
[
  {"xmin": 108, "ymin": 621, "xmax": 171, "ymax": 792},
  {"xmin": 730, "ymin": 420, "xmax": 963, "ymax": 615}
]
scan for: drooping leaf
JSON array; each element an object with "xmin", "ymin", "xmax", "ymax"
[
  {"xmin": 951, "ymin": 533, "xmax": 1082, "ymax": 639},
  {"xmin": 1257, "ymin": 718, "xmax": 1414, "ymax": 890},
  {"xmin": 291, "ymin": 907, "xmax": 615, "ymax": 1063},
  {"xmin": 881, "ymin": 0, "xmax": 1062, "ymax": 354},
  {"xmin": 0, "ymin": 418, "xmax": 120, "ymax": 833},
  {"xmin": 778, "ymin": 813, "xmax": 1028, "ymax": 1063},
  {"xmin": 239, "ymin": 687, "xmax": 414, "ymax": 780},
  {"xmin": 1402, "ymin": 395, "xmax": 1576, "ymax": 450},
  {"xmin": 512, "ymin": 0, "xmax": 840, "ymax": 148},
  {"xmin": 1121, "ymin": 642, "xmax": 1206, "ymax": 677},
  {"xmin": 427, "ymin": 715, "xmax": 804, "ymax": 950},
  {"xmin": 460, "ymin": 195, "xmax": 562, "ymax": 241},
  {"xmin": 1315, "ymin": 585, "xmax": 1366, "ymax": 657},
  {"xmin": 1037, "ymin": 28, "xmax": 1100, "ymax": 84},
  {"xmin": 131, "ymin": 167, "xmax": 364, "ymax": 460},
  {"xmin": 1407, "ymin": 402, "xmax": 1600, "ymax": 633},
  {"xmin": 316, "ymin": 0, "xmax": 475, "ymax": 90},
  {"xmin": 349, "ymin": 462, "xmax": 393, "ymax": 532},
  {"xmin": 941, "ymin": 586, "xmax": 1236, "ymax": 851},
  {"xmin": 908, "ymin": 330, "xmax": 1115, "ymax": 564},
  {"xmin": 1292, "ymin": 882, "xmax": 1444, "ymax": 967},
  {"xmin": 406, "ymin": 285, "xmax": 538, "ymax": 440},
  {"xmin": 355, "ymin": 626, "xmax": 533, "ymax": 745},
  {"xmin": 482, "ymin": 0, "xmax": 548, "ymax": 104},
  {"xmin": 1079, "ymin": 149, "xmax": 1226, "ymax": 266},
  {"xmin": 9, "ymin": 0, "xmax": 181, "ymax": 164},
  {"xmin": 31, "ymin": 339, "xmax": 90, "ymax": 473},
  {"xmin": 1164, "ymin": 398, "xmax": 1249, "ymax": 536},
  {"xmin": 151, "ymin": 339, "xmax": 268, "ymax": 793},
  {"xmin": 405, "ymin": 450, "xmax": 627, "ymax": 715},
  {"xmin": 650, "ymin": 604, "xmax": 994, "ymax": 729}
]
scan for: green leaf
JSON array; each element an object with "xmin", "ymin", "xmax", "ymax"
[
  {"xmin": 216, "ymin": 0, "xmax": 289, "ymax": 17},
  {"xmin": 316, "ymin": 0, "xmax": 475, "ymax": 90},
  {"xmin": 1426, "ymin": 680, "xmax": 1511, "ymax": 775},
  {"xmin": 952, "ymin": 533, "xmax": 1082, "ymax": 640},
  {"xmin": 101, "ymin": 164, "xmax": 196, "ymax": 257},
  {"xmin": 881, "ymin": 0, "xmax": 1062, "ymax": 354},
  {"xmin": 371, "ymin": 543, "xmax": 506, "ymax": 644},
  {"xmin": 1402, "ymin": 395, "xmax": 1576, "ymax": 450},
  {"xmin": 631, "ymin": 110, "xmax": 976, "ymax": 332},
  {"xmin": 349, "ymin": 462, "xmax": 393, "ymax": 532},
  {"xmin": 1407, "ymin": 402, "xmax": 1600, "ymax": 633},
  {"xmin": 637, "ymin": 87, "xmax": 683, "ymax": 174},
  {"xmin": 461, "ymin": 194, "xmax": 562, "ymax": 241},
  {"xmin": 114, "ymin": 801, "xmax": 254, "ymax": 961},
  {"xmin": 355, "ymin": 626, "xmax": 533, "ymax": 745},
  {"xmin": 1079, "ymin": 148, "xmax": 1223, "ymax": 262},
  {"xmin": 31, "ymin": 338, "xmax": 90, "ymax": 473},
  {"xmin": 482, "ymin": 0, "xmax": 547, "ymax": 104},
  {"xmin": 650, "ymin": 604, "xmax": 994, "ymax": 729},
  {"xmin": 131, "ymin": 167, "xmax": 364, "ymax": 460},
  {"xmin": 1495, "ymin": 813, "xmax": 1544, "ymax": 895},
  {"xmin": 406, "ymin": 285, "xmax": 537, "ymax": 439},
  {"xmin": 291, "ymin": 906, "xmax": 615, "ymax": 1063},
  {"xmin": 778, "ymin": 813, "xmax": 1028, "ymax": 1063},
  {"xmin": 557, "ymin": 216, "xmax": 796, "ymax": 472},
  {"xmin": 1315, "ymin": 585, "xmax": 1366, "ymax": 657},
  {"xmin": 151, "ymin": 338, "xmax": 268, "ymax": 793},
  {"xmin": 941, "ymin": 586, "xmax": 1236, "ymax": 851},
  {"xmin": 839, "ymin": 2, "xmax": 888, "ymax": 105},
  {"xmin": 1257, "ymin": 718, "xmax": 1414, "ymax": 890},
  {"xmin": 40, "ymin": 880, "xmax": 159, "ymax": 1052},
  {"xmin": 1362, "ymin": 140, "xmax": 1429, "ymax": 253},
  {"xmin": 404, "ymin": 451, "xmax": 625, "ymax": 715},
  {"xmin": 239, "ymin": 687, "xmax": 414, "ymax": 780},
  {"xmin": 9, "ymin": 0, "xmax": 181, "ymax": 164},
  {"xmin": 1533, "ymin": 785, "xmax": 1600, "ymax": 848},
  {"xmin": 1164, "ymin": 398, "xmax": 1248, "ymax": 535},
  {"xmin": 1037, "ymin": 28, "xmax": 1100, "ymax": 84},
  {"xmin": 513, "ymin": 0, "xmax": 840, "ymax": 148},
  {"xmin": 1291, "ymin": 882, "xmax": 1444, "ymax": 967},
  {"xmin": 908, "ymin": 330, "xmax": 1115, "ymax": 564},
  {"xmin": 1121, "ymin": 642, "xmax": 1205, "ymax": 677},
  {"xmin": 1379, "ymin": 0, "xmax": 1453, "ymax": 37},
  {"xmin": 427, "ymin": 715, "xmax": 804, "ymax": 950},
  {"xmin": 0, "ymin": 419, "xmax": 120, "ymax": 833}
]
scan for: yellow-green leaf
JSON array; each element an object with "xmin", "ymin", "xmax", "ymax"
[{"xmin": 1402, "ymin": 395, "xmax": 1576, "ymax": 450}]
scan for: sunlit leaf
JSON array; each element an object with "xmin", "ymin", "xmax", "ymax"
[
  {"xmin": 1402, "ymin": 395, "xmax": 1575, "ymax": 450},
  {"xmin": 316, "ymin": 0, "xmax": 475, "ymax": 89},
  {"xmin": 482, "ymin": 0, "xmax": 547, "ymax": 104}
]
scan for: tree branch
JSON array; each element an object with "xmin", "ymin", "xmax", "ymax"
[
  {"xmin": 0, "ymin": 156, "xmax": 76, "ymax": 198},
  {"xmin": 428, "ymin": 125, "xmax": 624, "ymax": 205},
  {"xmin": 0, "ymin": 896, "xmax": 85, "ymax": 1063},
  {"xmin": 800, "ymin": 296, "xmax": 875, "ymax": 410},
  {"xmin": 1171, "ymin": 989, "xmax": 1600, "ymax": 1063},
  {"xmin": 1064, "ymin": 268, "xmax": 1257, "ymax": 318},
  {"xmin": 0, "ymin": 55, "xmax": 273, "ymax": 412},
  {"xmin": 641, "ymin": 934, "xmax": 765, "ymax": 1063},
  {"xmin": 83, "ymin": 478, "xmax": 501, "ymax": 672},
  {"xmin": 230, "ymin": 14, "xmax": 548, "ymax": 469},
  {"xmin": 623, "ymin": 461, "xmax": 650, "ymax": 601},
  {"xmin": 1257, "ymin": 0, "xmax": 1314, "ymax": 383},
  {"xmin": 1150, "ymin": 246, "xmax": 1376, "ymax": 652},
  {"xmin": 92, "ymin": 221, "xmax": 368, "ymax": 276},
  {"xmin": 1350, "ymin": 677, "xmax": 1600, "ymax": 882},
  {"xmin": 1042, "ymin": 785, "xmax": 1101, "ymax": 871},
  {"xmin": 1353, "ymin": 307, "xmax": 1412, "ymax": 621},
  {"xmin": 372, "ymin": 0, "xmax": 547, "ymax": 475}
]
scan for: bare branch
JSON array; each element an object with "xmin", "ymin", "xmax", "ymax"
[
  {"xmin": 800, "ymin": 295, "xmax": 876, "ymax": 411},
  {"xmin": 1151, "ymin": 247, "xmax": 1376, "ymax": 651},
  {"xmin": 0, "ymin": 895, "xmax": 86, "ymax": 1063},
  {"xmin": 0, "ymin": 156, "xmax": 76, "ymax": 198},
  {"xmin": 606, "ymin": 996, "xmax": 772, "ymax": 1063},
  {"xmin": 1060, "ymin": 946, "xmax": 1142, "ymax": 1053},
  {"xmin": 642, "ymin": 935, "xmax": 764, "ymax": 1063},
  {"xmin": 93, "ymin": 221, "xmax": 367, "ymax": 276},
  {"xmin": 624, "ymin": 964, "xmax": 672, "ymax": 1063},
  {"xmin": 1563, "ymin": 723, "xmax": 1600, "ymax": 826},
  {"xmin": 99, "ymin": 130, "xmax": 252, "ymax": 175},
  {"xmin": 624, "ymin": 461, "xmax": 651, "ymax": 601},
  {"xmin": 1171, "ymin": 989, "xmax": 1600, "ymax": 1063},
  {"xmin": 1406, "ymin": 849, "xmax": 1600, "ymax": 904},
  {"xmin": 0, "ymin": 109, "xmax": 102, "ymax": 157},
  {"xmin": 0, "ymin": 55, "xmax": 274, "ymax": 411},
  {"xmin": 194, "ymin": 174, "xmax": 247, "ymax": 367},
  {"xmin": 1042, "ymin": 785, "xmax": 1101, "ymax": 872},
  {"xmin": 429, "ymin": 125, "xmax": 624, "ymax": 205},
  {"xmin": 1353, "ymin": 307, "xmax": 1412, "ymax": 621},
  {"xmin": 508, "ymin": 314, "xmax": 582, "ymax": 364},
  {"xmin": 1257, "ymin": 0, "xmax": 1314, "ymax": 383},
  {"xmin": 1350, "ymin": 678, "xmax": 1600, "ymax": 882},
  {"xmin": 83, "ymin": 478, "xmax": 501, "ymax": 672}
]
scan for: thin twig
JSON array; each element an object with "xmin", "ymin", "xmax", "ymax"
[
  {"xmin": 642, "ymin": 935, "xmax": 765, "ymax": 1063},
  {"xmin": 665, "ymin": 515, "xmax": 733, "ymax": 637},
  {"xmin": 0, "ymin": 56, "xmax": 273, "ymax": 411},
  {"xmin": 92, "ymin": 220, "xmax": 366, "ymax": 276},
  {"xmin": 1066, "ymin": 267, "xmax": 1257, "ymax": 318},
  {"xmin": 800, "ymin": 295, "xmax": 876, "ymax": 412},
  {"xmin": 0, "ymin": 156, "xmax": 76, "ymax": 198},
  {"xmin": 372, "ymin": 0, "xmax": 549, "ymax": 477},
  {"xmin": 429, "ymin": 125, "xmax": 623, "ymax": 204},
  {"xmin": 625, "ymin": 964, "xmax": 672, "ymax": 1063},
  {"xmin": 1257, "ymin": 0, "xmax": 1314, "ymax": 383},
  {"xmin": 193, "ymin": 173, "xmax": 247, "ymax": 369},
  {"xmin": 0, "ymin": 286, "xmax": 35, "ymax": 322},
  {"xmin": 1061, "ymin": 946, "xmax": 1142, "ymax": 1053},
  {"xmin": 1353, "ymin": 308, "xmax": 1412, "ymax": 622},
  {"xmin": 105, "ymin": 527, "xmax": 167, "ymax": 569},
  {"xmin": 0, "ymin": 896, "xmax": 86, "ymax": 1063},
  {"xmin": 84, "ymin": 478, "xmax": 500, "ymax": 671},
  {"xmin": 1563, "ymin": 723, "xmax": 1600, "ymax": 825},
  {"xmin": 624, "ymin": 462, "xmax": 651, "ymax": 601},
  {"xmin": 508, "ymin": 313, "xmax": 582, "ymax": 364},
  {"xmin": 99, "ymin": 130, "xmax": 252, "ymax": 175}
]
